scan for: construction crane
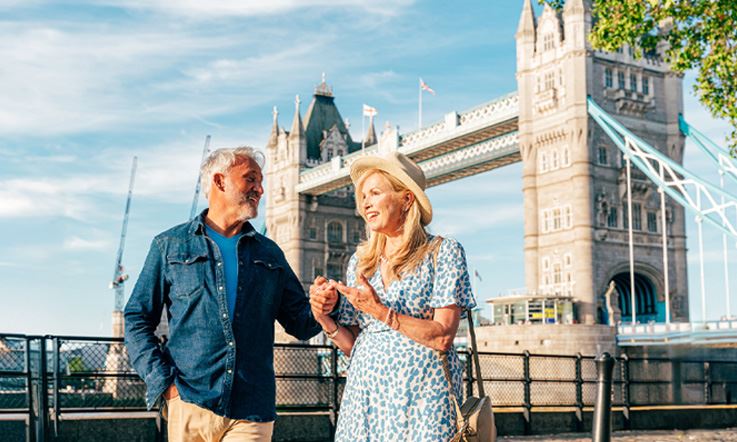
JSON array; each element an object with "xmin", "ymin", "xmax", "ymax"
[
  {"xmin": 110, "ymin": 156, "xmax": 138, "ymax": 315},
  {"xmin": 190, "ymin": 135, "xmax": 211, "ymax": 220}
]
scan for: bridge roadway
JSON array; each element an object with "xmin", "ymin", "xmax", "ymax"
[{"xmin": 295, "ymin": 92, "xmax": 520, "ymax": 195}]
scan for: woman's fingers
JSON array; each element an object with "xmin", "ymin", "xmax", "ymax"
[{"xmin": 356, "ymin": 273, "xmax": 377, "ymax": 295}]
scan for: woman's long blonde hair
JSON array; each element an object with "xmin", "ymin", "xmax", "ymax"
[{"xmin": 354, "ymin": 169, "xmax": 436, "ymax": 284}]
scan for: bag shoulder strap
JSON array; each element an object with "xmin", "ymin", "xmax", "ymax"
[{"xmin": 434, "ymin": 235, "xmax": 485, "ymax": 397}]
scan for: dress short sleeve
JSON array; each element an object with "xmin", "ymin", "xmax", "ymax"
[
  {"xmin": 337, "ymin": 253, "xmax": 360, "ymax": 327},
  {"xmin": 430, "ymin": 238, "xmax": 477, "ymax": 315}
]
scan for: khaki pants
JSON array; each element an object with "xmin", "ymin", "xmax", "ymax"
[{"xmin": 164, "ymin": 396, "xmax": 274, "ymax": 442}]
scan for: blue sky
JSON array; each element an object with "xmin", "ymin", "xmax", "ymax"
[{"xmin": 0, "ymin": 1, "xmax": 733, "ymax": 335}]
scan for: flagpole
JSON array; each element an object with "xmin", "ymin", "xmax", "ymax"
[
  {"xmin": 361, "ymin": 113, "xmax": 365, "ymax": 153},
  {"xmin": 418, "ymin": 78, "xmax": 422, "ymax": 129}
]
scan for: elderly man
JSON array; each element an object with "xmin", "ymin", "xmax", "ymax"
[{"xmin": 124, "ymin": 147, "xmax": 335, "ymax": 441}]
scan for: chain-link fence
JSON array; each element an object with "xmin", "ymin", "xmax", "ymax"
[{"xmin": 3, "ymin": 333, "xmax": 737, "ymax": 440}]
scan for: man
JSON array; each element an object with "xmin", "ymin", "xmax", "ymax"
[{"xmin": 125, "ymin": 147, "xmax": 335, "ymax": 441}]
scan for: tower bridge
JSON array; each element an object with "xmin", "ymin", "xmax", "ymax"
[{"xmin": 265, "ymin": 0, "xmax": 737, "ymax": 352}]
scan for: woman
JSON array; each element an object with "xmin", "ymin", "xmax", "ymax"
[{"xmin": 310, "ymin": 151, "xmax": 476, "ymax": 441}]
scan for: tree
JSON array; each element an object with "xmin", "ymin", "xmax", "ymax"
[{"xmin": 543, "ymin": 0, "xmax": 737, "ymax": 156}]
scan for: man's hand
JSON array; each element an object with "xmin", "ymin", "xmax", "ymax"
[
  {"xmin": 309, "ymin": 276, "xmax": 338, "ymax": 319},
  {"xmin": 163, "ymin": 384, "xmax": 179, "ymax": 400}
]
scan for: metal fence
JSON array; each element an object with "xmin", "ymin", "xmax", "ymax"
[{"xmin": 2, "ymin": 333, "xmax": 737, "ymax": 440}]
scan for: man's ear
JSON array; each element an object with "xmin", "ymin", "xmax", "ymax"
[{"xmin": 213, "ymin": 173, "xmax": 226, "ymax": 192}]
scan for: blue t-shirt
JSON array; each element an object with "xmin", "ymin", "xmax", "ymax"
[{"xmin": 205, "ymin": 225, "xmax": 242, "ymax": 318}]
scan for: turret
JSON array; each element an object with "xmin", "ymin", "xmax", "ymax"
[
  {"xmin": 289, "ymin": 95, "xmax": 306, "ymax": 164},
  {"xmin": 515, "ymin": 0, "xmax": 536, "ymax": 69},
  {"xmin": 364, "ymin": 115, "xmax": 377, "ymax": 146}
]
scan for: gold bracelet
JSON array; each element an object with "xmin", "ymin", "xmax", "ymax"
[{"xmin": 324, "ymin": 324, "xmax": 340, "ymax": 339}]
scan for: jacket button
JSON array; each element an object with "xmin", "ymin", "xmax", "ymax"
[
  {"xmin": 229, "ymin": 341, "xmax": 234, "ymax": 346},
  {"xmin": 227, "ymin": 369, "xmax": 232, "ymax": 374},
  {"xmin": 222, "ymin": 313, "xmax": 227, "ymax": 318}
]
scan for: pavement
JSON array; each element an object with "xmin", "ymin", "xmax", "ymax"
[{"xmin": 501, "ymin": 428, "xmax": 737, "ymax": 441}]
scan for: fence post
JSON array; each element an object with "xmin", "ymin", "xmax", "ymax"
[
  {"xmin": 330, "ymin": 346, "xmax": 339, "ymax": 439},
  {"xmin": 575, "ymin": 353, "xmax": 584, "ymax": 432},
  {"xmin": 523, "ymin": 350, "xmax": 531, "ymax": 435},
  {"xmin": 592, "ymin": 352, "xmax": 615, "ymax": 442},
  {"xmin": 36, "ymin": 336, "xmax": 48, "ymax": 442},
  {"xmin": 24, "ymin": 337, "xmax": 36, "ymax": 442},
  {"xmin": 465, "ymin": 350, "xmax": 474, "ymax": 400},
  {"xmin": 52, "ymin": 336, "xmax": 60, "ymax": 437},
  {"xmin": 704, "ymin": 362, "xmax": 712, "ymax": 405},
  {"xmin": 621, "ymin": 354, "xmax": 631, "ymax": 430}
]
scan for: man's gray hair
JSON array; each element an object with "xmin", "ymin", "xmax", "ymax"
[{"xmin": 200, "ymin": 146, "xmax": 265, "ymax": 198}]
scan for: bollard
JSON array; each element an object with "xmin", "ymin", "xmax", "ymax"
[{"xmin": 592, "ymin": 352, "xmax": 615, "ymax": 442}]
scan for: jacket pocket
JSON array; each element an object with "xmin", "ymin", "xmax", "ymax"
[
  {"xmin": 252, "ymin": 259, "xmax": 284, "ymax": 310},
  {"xmin": 167, "ymin": 253, "xmax": 208, "ymax": 298}
]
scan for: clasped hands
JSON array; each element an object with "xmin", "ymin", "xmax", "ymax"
[{"xmin": 309, "ymin": 274, "xmax": 384, "ymax": 320}]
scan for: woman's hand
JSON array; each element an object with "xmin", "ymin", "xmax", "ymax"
[
  {"xmin": 309, "ymin": 276, "xmax": 338, "ymax": 320},
  {"xmin": 333, "ymin": 274, "xmax": 385, "ymax": 319}
]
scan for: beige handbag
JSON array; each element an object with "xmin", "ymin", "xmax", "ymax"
[{"xmin": 440, "ymin": 310, "xmax": 497, "ymax": 442}]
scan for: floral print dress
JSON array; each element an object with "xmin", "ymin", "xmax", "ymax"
[{"xmin": 335, "ymin": 237, "xmax": 477, "ymax": 442}]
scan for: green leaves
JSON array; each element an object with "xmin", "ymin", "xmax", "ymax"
[{"xmin": 542, "ymin": 0, "xmax": 737, "ymax": 156}]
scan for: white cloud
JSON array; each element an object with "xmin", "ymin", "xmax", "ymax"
[
  {"xmin": 100, "ymin": 0, "xmax": 414, "ymax": 18},
  {"xmin": 63, "ymin": 236, "xmax": 111, "ymax": 251}
]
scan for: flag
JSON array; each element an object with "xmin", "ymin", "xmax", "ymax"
[
  {"xmin": 420, "ymin": 78, "xmax": 436, "ymax": 95},
  {"xmin": 474, "ymin": 269, "xmax": 482, "ymax": 281},
  {"xmin": 362, "ymin": 104, "xmax": 378, "ymax": 117}
]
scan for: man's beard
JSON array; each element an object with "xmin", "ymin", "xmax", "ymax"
[{"xmin": 234, "ymin": 191, "xmax": 260, "ymax": 221}]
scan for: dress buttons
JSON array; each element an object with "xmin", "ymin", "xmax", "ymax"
[
  {"xmin": 228, "ymin": 341, "xmax": 234, "ymax": 346},
  {"xmin": 227, "ymin": 369, "xmax": 232, "ymax": 374},
  {"xmin": 222, "ymin": 313, "xmax": 227, "ymax": 318}
]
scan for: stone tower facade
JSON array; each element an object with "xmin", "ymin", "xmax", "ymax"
[
  {"xmin": 515, "ymin": 0, "xmax": 688, "ymax": 325},
  {"xmin": 265, "ymin": 79, "xmax": 370, "ymax": 341}
]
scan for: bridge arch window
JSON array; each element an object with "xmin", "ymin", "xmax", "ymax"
[
  {"xmin": 551, "ymin": 150, "xmax": 559, "ymax": 169},
  {"xmin": 604, "ymin": 68, "xmax": 613, "ymax": 88},
  {"xmin": 612, "ymin": 272, "xmax": 658, "ymax": 322},
  {"xmin": 553, "ymin": 263, "xmax": 562, "ymax": 285},
  {"xmin": 564, "ymin": 253, "xmax": 572, "ymax": 268},
  {"xmin": 327, "ymin": 221, "xmax": 343, "ymax": 244}
]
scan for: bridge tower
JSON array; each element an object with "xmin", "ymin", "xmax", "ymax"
[
  {"xmin": 265, "ymin": 78, "xmax": 368, "ymax": 342},
  {"xmin": 516, "ymin": 0, "xmax": 688, "ymax": 326}
]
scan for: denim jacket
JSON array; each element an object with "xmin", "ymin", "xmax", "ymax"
[{"xmin": 124, "ymin": 211, "xmax": 321, "ymax": 421}]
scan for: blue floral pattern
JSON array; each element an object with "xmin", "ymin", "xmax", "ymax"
[{"xmin": 335, "ymin": 236, "xmax": 477, "ymax": 441}]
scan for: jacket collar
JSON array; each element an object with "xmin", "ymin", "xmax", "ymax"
[{"xmin": 189, "ymin": 209, "xmax": 259, "ymax": 241}]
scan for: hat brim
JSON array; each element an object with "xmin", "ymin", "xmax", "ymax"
[{"xmin": 350, "ymin": 156, "xmax": 433, "ymax": 225}]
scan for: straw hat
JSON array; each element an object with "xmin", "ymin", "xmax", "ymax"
[{"xmin": 349, "ymin": 151, "xmax": 433, "ymax": 225}]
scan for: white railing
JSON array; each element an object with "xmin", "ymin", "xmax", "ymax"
[{"xmin": 617, "ymin": 320, "xmax": 737, "ymax": 345}]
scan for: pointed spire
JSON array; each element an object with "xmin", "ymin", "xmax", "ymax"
[
  {"xmin": 267, "ymin": 105, "xmax": 279, "ymax": 148},
  {"xmin": 364, "ymin": 115, "xmax": 377, "ymax": 146},
  {"xmin": 289, "ymin": 95, "xmax": 304, "ymax": 140},
  {"xmin": 517, "ymin": 0, "xmax": 536, "ymax": 37}
]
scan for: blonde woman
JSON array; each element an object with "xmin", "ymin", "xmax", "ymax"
[{"xmin": 309, "ymin": 152, "xmax": 476, "ymax": 441}]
